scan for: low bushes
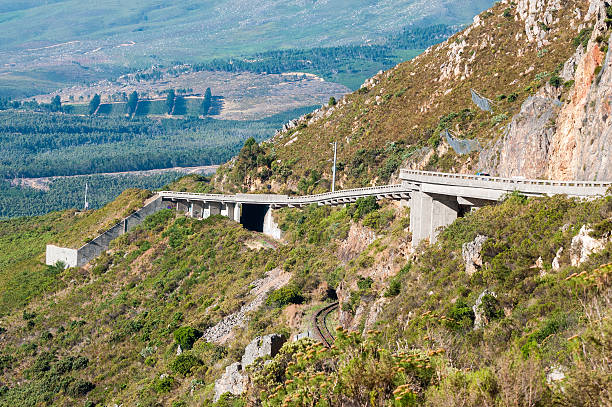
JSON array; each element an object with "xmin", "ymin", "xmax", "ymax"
[
  {"xmin": 170, "ymin": 354, "xmax": 204, "ymax": 376},
  {"xmin": 173, "ymin": 326, "xmax": 203, "ymax": 350}
]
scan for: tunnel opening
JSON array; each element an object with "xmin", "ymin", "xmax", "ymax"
[
  {"xmin": 240, "ymin": 204, "xmax": 269, "ymax": 232},
  {"xmin": 458, "ymin": 204, "xmax": 472, "ymax": 218},
  {"xmin": 325, "ymin": 287, "xmax": 338, "ymax": 301}
]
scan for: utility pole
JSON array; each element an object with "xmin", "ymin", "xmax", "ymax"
[
  {"xmin": 84, "ymin": 182, "xmax": 89, "ymax": 211},
  {"xmin": 330, "ymin": 141, "xmax": 337, "ymax": 192}
]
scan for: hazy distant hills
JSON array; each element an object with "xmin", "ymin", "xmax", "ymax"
[{"xmin": 0, "ymin": 0, "xmax": 494, "ymax": 97}]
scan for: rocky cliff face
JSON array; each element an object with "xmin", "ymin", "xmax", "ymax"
[{"xmin": 487, "ymin": 0, "xmax": 611, "ymax": 181}]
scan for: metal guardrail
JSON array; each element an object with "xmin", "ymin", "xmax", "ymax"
[
  {"xmin": 400, "ymin": 170, "xmax": 612, "ymax": 188},
  {"xmin": 158, "ymin": 184, "xmax": 411, "ymax": 206}
]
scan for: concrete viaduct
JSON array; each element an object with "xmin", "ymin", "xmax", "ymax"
[{"xmin": 46, "ymin": 170, "xmax": 611, "ymax": 268}]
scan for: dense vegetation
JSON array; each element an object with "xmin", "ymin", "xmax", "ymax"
[
  {"xmin": 0, "ymin": 172, "xmax": 185, "ymax": 218},
  {"xmin": 0, "ymin": 107, "xmax": 315, "ymax": 179}
]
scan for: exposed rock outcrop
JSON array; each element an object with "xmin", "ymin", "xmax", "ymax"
[
  {"xmin": 570, "ymin": 225, "xmax": 608, "ymax": 266},
  {"xmin": 336, "ymin": 224, "xmax": 377, "ymax": 263},
  {"xmin": 462, "ymin": 235, "xmax": 488, "ymax": 276},
  {"xmin": 213, "ymin": 334, "xmax": 287, "ymax": 401},
  {"xmin": 552, "ymin": 247, "xmax": 564, "ymax": 271},
  {"xmin": 493, "ymin": 86, "xmax": 562, "ymax": 179},
  {"xmin": 241, "ymin": 334, "xmax": 286, "ymax": 367},
  {"xmin": 486, "ymin": 0, "xmax": 611, "ymax": 181},
  {"xmin": 214, "ymin": 362, "xmax": 247, "ymax": 402}
]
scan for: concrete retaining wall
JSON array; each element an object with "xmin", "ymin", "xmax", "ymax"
[
  {"xmin": 46, "ymin": 196, "xmax": 166, "ymax": 268},
  {"xmin": 263, "ymin": 208, "xmax": 282, "ymax": 239},
  {"xmin": 45, "ymin": 245, "xmax": 79, "ymax": 268}
]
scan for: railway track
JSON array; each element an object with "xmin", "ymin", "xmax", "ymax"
[{"xmin": 313, "ymin": 302, "xmax": 338, "ymax": 347}]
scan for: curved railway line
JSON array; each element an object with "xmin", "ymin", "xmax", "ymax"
[{"xmin": 313, "ymin": 302, "xmax": 339, "ymax": 347}]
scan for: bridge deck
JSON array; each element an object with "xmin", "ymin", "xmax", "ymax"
[
  {"xmin": 159, "ymin": 183, "xmax": 411, "ymax": 207},
  {"xmin": 160, "ymin": 170, "xmax": 610, "ymax": 205}
]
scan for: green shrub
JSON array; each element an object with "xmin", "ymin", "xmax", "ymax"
[
  {"xmin": 349, "ymin": 196, "xmax": 379, "ymax": 220},
  {"xmin": 215, "ymin": 393, "xmax": 246, "ymax": 407},
  {"xmin": 480, "ymin": 294, "xmax": 503, "ymax": 321},
  {"xmin": 170, "ymin": 354, "xmax": 203, "ymax": 376},
  {"xmin": 447, "ymin": 299, "xmax": 475, "ymax": 330},
  {"xmin": 266, "ymin": 286, "xmax": 305, "ymax": 307},
  {"xmin": 549, "ymin": 74, "xmax": 562, "ymax": 87},
  {"xmin": 573, "ymin": 28, "xmax": 593, "ymax": 48},
  {"xmin": 66, "ymin": 379, "xmax": 95, "ymax": 397},
  {"xmin": 357, "ymin": 276, "xmax": 374, "ymax": 290},
  {"xmin": 384, "ymin": 278, "xmax": 401, "ymax": 297},
  {"xmin": 589, "ymin": 219, "xmax": 612, "ymax": 238},
  {"xmin": 173, "ymin": 326, "xmax": 203, "ymax": 350},
  {"xmin": 152, "ymin": 375, "xmax": 174, "ymax": 393},
  {"xmin": 428, "ymin": 134, "xmax": 441, "ymax": 148},
  {"xmin": 507, "ymin": 92, "xmax": 518, "ymax": 102}
]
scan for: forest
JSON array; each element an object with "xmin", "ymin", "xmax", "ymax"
[
  {"xmin": 0, "ymin": 106, "xmax": 314, "ymax": 217},
  {"xmin": 191, "ymin": 24, "xmax": 458, "ymax": 82},
  {"xmin": 0, "ymin": 107, "xmax": 314, "ymax": 179},
  {"xmin": 0, "ymin": 173, "xmax": 184, "ymax": 218}
]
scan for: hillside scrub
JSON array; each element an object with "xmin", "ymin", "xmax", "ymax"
[{"xmin": 0, "ymin": 181, "xmax": 610, "ymax": 405}]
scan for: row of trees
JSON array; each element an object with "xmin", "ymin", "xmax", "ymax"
[
  {"xmin": 0, "ymin": 172, "xmax": 183, "ymax": 218},
  {"xmin": 2, "ymin": 88, "xmax": 213, "ymax": 117}
]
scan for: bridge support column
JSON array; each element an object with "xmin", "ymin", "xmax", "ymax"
[
  {"xmin": 234, "ymin": 203, "xmax": 241, "ymax": 222},
  {"xmin": 410, "ymin": 191, "xmax": 458, "ymax": 246},
  {"xmin": 192, "ymin": 202, "xmax": 204, "ymax": 218},
  {"xmin": 209, "ymin": 202, "xmax": 221, "ymax": 216},
  {"xmin": 224, "ymin": 203, "xmax": 236, "ymax": 220}
]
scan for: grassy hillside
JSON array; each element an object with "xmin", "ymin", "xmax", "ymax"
[
  {"xmin": 0, "ymin": 189, "xmax": 150, "ymax": 316},
  {"xmin": 0, "ymin": 187, "xmax": 609, "ymax": 406},
  {"xmin": 213, "ymin": 0, "xmax": 593, "ymax": 192}
]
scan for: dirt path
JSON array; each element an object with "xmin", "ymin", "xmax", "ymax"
[{"xmin": 11, "ymin": 165, "xmax": 219, "ymax": 191}]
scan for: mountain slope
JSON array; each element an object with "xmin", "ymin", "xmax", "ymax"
[{"xmin": 0, "ymin": 189, "xmax": 609, "ymax": 406}]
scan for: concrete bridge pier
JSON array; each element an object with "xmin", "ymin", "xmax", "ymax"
[{"xmin": 410, "ymin": 191, "xmax": 458, "ymax": 246}]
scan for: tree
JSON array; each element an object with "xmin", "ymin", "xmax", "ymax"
[
  {"xmin": 166, "ymin": 89, "xmax": 175, "ymax": 114},
  {"xmin": 328, "ymin": 96, "xmax": 337, "ymax": 106},
  {"xmin": 50, "ymin": 95, "xmax": 61, "ymax": 112},
  {"xmin": 200, "ymin": 87, "xmax": 212, "ymax": 116},
  {"xmin": 126, "ymin": 91, "xmax": 138, "ymax": 116},
  {"xmin": 88, "ymin": 94, "xmax": 101, "ymax": 115}
]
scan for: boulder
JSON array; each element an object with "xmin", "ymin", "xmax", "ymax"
[
  {"xmin": 213, "ymin": 362, "xmax": 247, "ymax": 402},
  {"xmin": 241, "ymin": 334, "xmax": 286, "ymax": 367},
  {"xmin": 570, "ymin": 225, "xmax": 607, "ymax": 266},
  {"xmin": 552, "ymin": 247, "xmax": 564, "ymax": 271},
  {"xmin": 473, "ymin": 290, "xmax": 496, "ymax": 329},
  {"xmin": 462, "ymin": 235, "xmax": 488, "ymax": 276}
]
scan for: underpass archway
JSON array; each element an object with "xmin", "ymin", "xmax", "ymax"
[{"xmin": 240, "ymin": 204, "xmax": 269, "ymax": 232}]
